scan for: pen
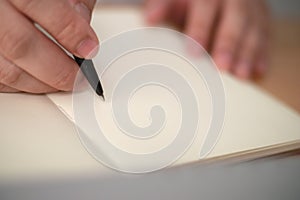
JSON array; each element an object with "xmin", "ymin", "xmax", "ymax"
[{"xmin": 73, "ymin": 55, "xmax": 104, "ymax": 100}]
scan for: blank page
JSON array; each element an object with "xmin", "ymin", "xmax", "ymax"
[{"xmin": 47, "ymin": 7, "xmax": 300, "ymax": 169}]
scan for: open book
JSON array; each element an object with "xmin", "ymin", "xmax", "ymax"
[{"xmin": 46, "ymin": 7, "xmax": 300, "ymax": 172}]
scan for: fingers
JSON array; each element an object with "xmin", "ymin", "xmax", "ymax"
[
  {"xmin": 0, "ymin": 83, "xmax": 19, "ymax": 93},
  {"xmin": 233, "ymin": 27, "xmax": 261, "ymax": 79},
  {"xmin": 68, "ymin": 0, "xmax": 97, "ymax": 22},
  {"xmin": 254, "ymin": 42, "xmax": 269, "ymax": 77},
  {"xmin": 10, "ymin": 0, "xmax": 99, "ymax": 58},
  {"xmin": 145, "ymin": 0, "xmax": 172, "ymax": 25},
  {"xmin": 254, "ymin": 1, "xmax": 270, "ymax": 77},
  {"xmin": 144, "ymin": 0, "xmax": 270, "ymax": 79},
  {"xmin": 0, "ymin": 54, "xmax": 57, "ymax": 93},
  {"xmin": 185, "ymin": 0, "xmax": 220, "ymax": 49},
  {"xmin": 169, "ymin": 0, "xmax": 189, "ymax": 27},
  {"xmin": 234, "ymin": 3, "xmax": 269, "ymax": 79},
  {"xmin": 212, "ymin": 0, "xmax": 250, "ymax": 71},
  {"xmin": 212, "ymin": 0, "xmax": 270, "ymax": 79},
  {"xmin": 68, "ymin": 0, "xmax": 97, "ymax": 12},
  {"xmin": 0, "ymin": 1, "xmax": 78, "ymax": 91}
]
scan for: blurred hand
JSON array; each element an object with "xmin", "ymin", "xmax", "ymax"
[
  {"xmin": 145, "ymin": 0, "xmax": 270, "ymax": 79},
  {"xmin": 0, "ymin": 0, "xmax": 98, "ymax": 93}
]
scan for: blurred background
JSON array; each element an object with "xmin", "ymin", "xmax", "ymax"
[
  {"xmin": 97, "ymin": 0, "xmax": 300, "ymax": 18},
  {"xmin": 269, "ymin": 0, "xmax": 300, "ymax": 18}
]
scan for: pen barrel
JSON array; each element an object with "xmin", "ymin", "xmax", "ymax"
[{"xmin": 74, "ymin": 56, "xmax": 103, "ymax": 96}]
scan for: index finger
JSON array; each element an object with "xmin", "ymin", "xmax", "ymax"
[
  {"xmin": 0, "ymin": 1, "xmax": 78, "ymax": 91},
  {"xmin": 11, "ymin": 0, "xmax": 99, "ymax": 58}
]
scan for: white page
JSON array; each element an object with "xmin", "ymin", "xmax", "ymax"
[
  {"xmin": 2, "ymin": 7, "xmax": 299, "ymax": 181},
  {"xmin": 47, "ymin": 7, "xmax": 300, "ymax": 170}
]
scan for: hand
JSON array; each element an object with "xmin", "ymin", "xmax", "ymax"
[
  {"xmin": 0, "ymin": 0, "xmax": 98, "ymax": 93},
  {"xmin": 145, "ymin": 0, "xmax": 270, "ymax": 79}
]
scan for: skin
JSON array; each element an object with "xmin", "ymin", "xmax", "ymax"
[
  {"xmin": 145, "ymin": 0, "xmax": 270, "ymax": 79},
  {"xmin": 0, "ymin": 0, "xmax": 270, "ymax": 94},
  {"xmin": 0, "ymin": 0, "xmax": 98, "ymax": 93}
]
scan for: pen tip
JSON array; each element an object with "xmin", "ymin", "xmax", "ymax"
[
  {"xmin": 98, "ymin": 93, "xmax": 105, "ymax": 101},
  {"xmin": 96, "ymin": 82, "xmax": 104, "ymax": 100}
]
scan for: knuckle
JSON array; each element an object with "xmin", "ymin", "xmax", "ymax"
[
  {"xmin": 54, "ymin": 16, "xmax": 85, "ymax": 49},
  {"xmin": 11, "ymin": 0, "xmax": 36, "ymax": 14},
  {"xmin": 0, "ymin": 64, "xmax": 22, "ymax": 86},
  {"xmin": 83, "ymin": 0, "xmax": 96, "ymax": 9},
  {"xmin": 52, "ymin": 68, "xmax": 76, "ymax": 91},
  {"xmin": 0, "ymin": 83, "xmax": 6, "ymax": 91},
  {"xmin": 0, "ymin": 28, "xmax": 33, "ymax": 60}
]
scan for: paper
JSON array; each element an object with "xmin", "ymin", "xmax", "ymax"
[
  {"xmin": 1, "ymin": 7, "xmax": 299, "ymax": 180},
  {"xmin": 47, "ymin": 7, "xmax": 300, "ymax": 171}
]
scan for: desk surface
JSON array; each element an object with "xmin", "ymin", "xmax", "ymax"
[{"xmin": 255, "ymin": 18, "xmax": 300, "ymax": 113}]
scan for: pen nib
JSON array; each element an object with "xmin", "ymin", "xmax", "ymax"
[
  {"xmin": 96, "ymin": 82, "xmax": 105, "ymax": 101},
  {"xmin": 100, "ymin": 95, "xmax": 105, "ymax": 101}
]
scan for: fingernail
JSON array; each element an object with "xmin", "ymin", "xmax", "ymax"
[
  {"xmin": 76, "ymin": 39, "xmax": 99, "ymax": 59},
  {"xmin": 74, "ymin": 2, "xmax": 91, "ymax": 22},
  {"xmin": 214, "ymin": 51, "xmax": 233, "ymax": 71}
]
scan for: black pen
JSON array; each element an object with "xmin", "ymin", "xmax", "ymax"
[{"xmin": 73, "ymin": 55, "xmax": 104, "ymax": 100}]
